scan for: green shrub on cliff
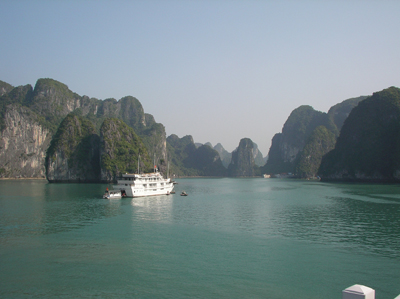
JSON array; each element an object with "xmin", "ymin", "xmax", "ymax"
[
  {"xmin": 295, "ymin": 126, "xmax": 336, "ymax": 178},
  {"xmin": 264, "ymin": 105, "xmax": 337, "ymax": 175},
  {"xmin": 100, "ymin": 118, "xmax": 151, "ymax": 179},
  {"xmin": 0, "ymin": 84, "xmax": 36, "ymax": 131},
  {"xmin": 46, "ymin": 113, "xmax": 101, "ymax": 181}
]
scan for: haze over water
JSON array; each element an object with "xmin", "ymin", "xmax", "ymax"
[{"xmin": 1, "ymin": 179, "xmax": 399, "ymax": 298}]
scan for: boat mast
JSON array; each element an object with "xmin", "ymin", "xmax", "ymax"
[{"xmin": 137, "ymin": 154, "xmax": 140, "ymax": 174}]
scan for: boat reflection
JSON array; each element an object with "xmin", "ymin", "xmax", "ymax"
[{"xmin": 130, "ymin": 195, "xmax": 174, "ymax": 222}]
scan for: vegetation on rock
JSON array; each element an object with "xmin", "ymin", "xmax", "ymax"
[
  {"xmin": 327, "ymin": 96, "xmax": 367, "ymax": 131},
  {"xmin": 1, "ymin": 77, "xmax": 396, "ymax": 182},
  {"xmin": 228, "ymin": 138, "xmax": 261, "ymax": 177},
  {"xmin": 0, "ymin": 80, "xmax": 13, "ymax": 96},
  {"xmin": 264, "ymin": 96, "xmax": 364, "ymax": 178},
  {"xmin": 213, "ymin": 143, "xmax": 232, "ymax": 168},
  {"xmin": 295, "ymin": 126, "xmax": 336, "ymax": 178},
  {"xmin": 100, "ymin": 118, "xmax": 151, "ymax": 181},
  {"xmin": 166, "ymin": 134, "xmax": 227, "ymax": 176},
  {"xmin": 264, "ymin": 105, "xmax": 337, "ymax": 176},
  {"xmin": 319, "ymin": 87, "xmax": 400, "ymax": 182},
  {"xmin": 46, "ymin": 113, "xmax": 100, "ymax": 182},
  {"xmin": 0, "ymin": 78, "xmax": 169, "ymax": 181}
]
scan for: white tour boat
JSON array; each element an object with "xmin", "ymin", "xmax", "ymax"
[{"xmin": 112, "ymin": 170, "xmax": 174, "ymax": 197}]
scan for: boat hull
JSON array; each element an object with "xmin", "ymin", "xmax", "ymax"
[{"xmin": 113, "ymin": 185, "xmax": 174, "ymax": 197}]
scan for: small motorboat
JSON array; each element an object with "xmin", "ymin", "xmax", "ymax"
[
  {"xmin": 103, "ymin": 189, "xmax": 122, "ymax": 199},
  {"xmin": 180, "ymin": 191, "xmax": 188, "ymax": 196}
]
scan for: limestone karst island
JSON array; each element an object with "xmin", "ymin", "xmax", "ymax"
[{"xmin": 1, "ymin": 78, "xmax": 400, "ymax": 183}]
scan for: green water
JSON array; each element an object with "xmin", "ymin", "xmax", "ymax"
[{"xmin": 0, "ymin": 178, "xmax": 399, "ymax": 298}]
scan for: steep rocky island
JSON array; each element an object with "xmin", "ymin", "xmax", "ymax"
[
  {"xmin": 1, "ymin": 77, "xmax": 398, "ymax": 182},
  {"xmin": 0, "ymin": 78, "xmax": 237, "ymax": 181},
  {"xmin": 263, "ymin": 96, "xmax": 366, "ymax": 178},
  {"xmin": 228, "ymin": 138, "xmax": 261, "ymax": 177},
  {"xmin": 319, "ymin": 87, "xmax": 400, "ymax": 182},
  {"xmin": 167, "ymin": 134, "xmax": 227, "ymax": 177},
  {"xmin": 46, "ymin": 114, "xmax": 100, "ymax": 182},
  {"xmin": 0, "ymin": 79, "xmax": 168, "ymax": 181}
]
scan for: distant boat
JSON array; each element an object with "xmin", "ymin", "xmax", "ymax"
[{"xmin": 180, "ymin": 191, "xmax": 188, "ymax": 196}]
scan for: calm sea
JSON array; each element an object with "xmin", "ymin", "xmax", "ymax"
[{"xmin": 0, "ymin": 178, "xmax": 399, "ymax": 299}]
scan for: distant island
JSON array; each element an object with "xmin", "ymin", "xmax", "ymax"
[{"xmin": 1, "ymin": 78, "xmax": 399, "ymax": 182}]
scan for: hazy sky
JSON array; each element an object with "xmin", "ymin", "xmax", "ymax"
[{"xmin": 1, "ymin": 0, "xmax": 399, "ymax": 155}]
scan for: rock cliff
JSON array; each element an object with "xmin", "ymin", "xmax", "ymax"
[
  {"xmin": 0, "ymin": 104, "xmax": 51, "ymax": 178},
  {"xmin": 264, "ymin": 105, "xmax": 335, "ymax": 175},
  {"xmin": 0, "ymin": 80, "xmax": 13, "ymax": 96},
  {"xmin": 46, "ymin": 114, "xmax": 100, "ymax": 182},
  {"xmin": 252, "ymin": 142, "xmax": 265, "ymax": 167},
  {"xmin": 213, "ymin": 143, "xmax": 232, "ymax": 168},
  {"xmin": 100, "ymin": 118, "xmax": 150, "ymax": 182},
  {"xmin": 0, "ymin": 78, "xmax": 168, "ymax": 180},
  {"xmin": 228, "ymin": 138, "xmax": 259, "ymax": 177},
  {"xmin": 263, "ymin": 96, "xmax": 364, "ymax": 177},
  {"xmin": 166, "ymin": 134, "xmax": 227, "ymax": 176},
  {"xmin": 327, "ymin": 96, "xmax": 367, "ymax": 131},
  {"xmin": 295, "ymin": 126, "xmax": 336, "ymax": 178},
  {"xmin": 29, "ymin": 78, "xmax": 100, "ymax": 132},
  {"xmin": 319, "ymin": 87, "xmax": 400, "ymax": 182}
]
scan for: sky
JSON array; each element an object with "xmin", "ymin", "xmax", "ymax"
[{"xmin": 1, "ymin": 0, "xmax": 399, "ymax": 155}]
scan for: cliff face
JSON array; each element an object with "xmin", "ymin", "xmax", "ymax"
[
  {"xmin": 252, "ymin": 142, "xmax": 265, "ymax": 167},
  {"xmin": 140, "ymin": 120, "xmax": 168, "ymax": 173},
  {"xmin": 0, "ymin": 78, "xmax": 168, "ymax": 180},
  {"xmin": 29, "ymin": 79, "xmax": 100, "ymax": 131},
  {"xmin": 228, "ymin": 138, "xmax": 257, "ymax": 177},
  {"xmin": 264, "ymin": 97, "xmax": 364, "ymax": 177},
  {"xmin": 327, "ymin": 96, "xmax": 367, "ymax": 131},
  {"xmin": 295, "ymin": 126, "xmax": 336, "ymax": 178},
  {"xmin": 166, "ymin": 134, "xmax": 227, "ymax": 176},
  {"xmin": 213, "ymin": 143, "xmax": 232, "ymax": 168},
  {"xmin": 319, "ymin": 87, "xmax": 400, "ymax": 182},
  {"xmin": 100, "ymin": 118, "xmax": 150, "ymax": 182},
  {"xmin": 46, "ymin": 114, "xmax": 100, "ymax": 182},
  {"xmin": 262, "ymin": 133, "xmax": 286, "ymax": 174},
  {"xmin": 264, "ymin": 105, "xmax": 335, "ymax": 174},
  {"xmin": 0, "ymin": 80, "xmax": 13, "ymax": 96},
  {"xmin": 0, "ymin": 105, "xmax": 51, "ymax": 178},
  {"xmin": 46, "ymin": 116, "xmax": 153, "ymax": 183}
]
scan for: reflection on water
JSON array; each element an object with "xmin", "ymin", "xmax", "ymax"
[
  {"xmin": 1, "ymin": 179, "xmax": 400, "ymax": 299},
  {"xmin": 0, "ymin": 180, "xmax": 121, "ymax": 238},
  {"xmin": 272, "ymin": 182, "xmax": 400, "ymax": 258},
  {"xmin": 130, "ymin": 195, "xmax": 173, "ymax": 222},
  {"xmin": 169, "ymin": 179, "xmax": 400, "ymax": 259},
  {"xmin": 2, "ymin": 179, "xmax": 400, "ymax": 259}
]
